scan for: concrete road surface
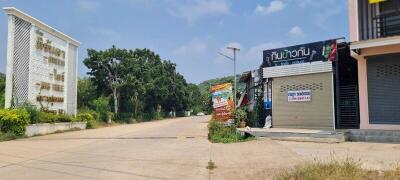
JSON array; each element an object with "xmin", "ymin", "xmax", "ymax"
[{"xmin": 0, "ymin": 115, "xmax": 399, "ymax": 180}]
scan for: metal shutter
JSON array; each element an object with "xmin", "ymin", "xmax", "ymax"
[
  {"xmin": 367, "ymin": 53, "xmax": 400, "ymax": 124},
  {"xmin": 272, "ymin": 72, "xmax": 334, "ymax": 129}
]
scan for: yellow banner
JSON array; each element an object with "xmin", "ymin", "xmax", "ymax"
[{"xmin": 369, "ymin": 0, "xmax": 386, "ymax": 4}]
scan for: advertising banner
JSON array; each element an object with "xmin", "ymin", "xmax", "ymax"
[
  {"xmin": 287, "ymin": 90, "xmax": 312, "ymax": 102},
  {"xmin": 211, "ymin": 83, "xmax": 234, "ymax": 122},
  {"xmin": 262, "ymin": 39, "xmax": 337, "ymax": 67}
]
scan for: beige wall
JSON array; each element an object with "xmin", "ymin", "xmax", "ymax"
[
  {"xmin": 353, "ymin": 44, "xmax": 400, "ymax": 130},
  {"xmin": 272, "ymin": 72, "xmax": 334, "ymax": 130},
  {"xmin": 348, "ymin": 0, "xmax": 359, "ymax": 42}
]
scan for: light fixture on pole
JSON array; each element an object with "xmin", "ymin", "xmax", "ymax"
[{"xmin": 217, "ymin": 46, "xmax": 240, "ymax": 108}]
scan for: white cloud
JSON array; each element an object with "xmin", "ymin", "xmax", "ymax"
[
  {"xmin": 170, "ymin": 0, "xmax": 230, "ymax": 23},
  {"xmin": 288, "ymin": 26, "xmax": 305, "ymax": 38},
  {"xmin": 255, "ymin": 0, "xmax": 285, "ymax": 15},
  {"xmin": 173, "ymin": 38, "xmax": 208, "ymax": 57},
  {"xmin": 76, "ymin": 0, "xmax": 100, "ymax": 12}
]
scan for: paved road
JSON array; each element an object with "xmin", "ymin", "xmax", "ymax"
[
  {"xmin": 0, "ymin": 115, "xmax": 399, "ymax": 180},
  {"xmin": 0, "ymin": 116, "xmax": 212, "ymax": 180}
]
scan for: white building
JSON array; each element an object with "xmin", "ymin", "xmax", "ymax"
[{"xmin": 3, "ymin": 7, "xmax": 80, "ymax": 115}]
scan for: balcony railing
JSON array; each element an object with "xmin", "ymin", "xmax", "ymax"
[
  {"xmin": 374, "ymin": 12, "xmax": 400, "ymax": 38},
  {"xmin": 358, "ymin": 0, "xmax": 400, "ymax": 40}
]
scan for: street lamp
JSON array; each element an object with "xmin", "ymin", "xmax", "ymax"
[{"xmin": 218, "ymin": 46, "xmax": 240, "ymax": 108}]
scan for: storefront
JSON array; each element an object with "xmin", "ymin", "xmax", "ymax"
[
  {"xmin": 348, "ymin": 0, "xmax": 400, "ymax": 130},
  {"xmin": 261, "ymin": 39, "xmax": 359, "ymax": 130}
]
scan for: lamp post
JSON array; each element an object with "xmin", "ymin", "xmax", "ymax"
[{"xmin": 218, "ymin": 46, "xmax": 240, "ymax": 108}]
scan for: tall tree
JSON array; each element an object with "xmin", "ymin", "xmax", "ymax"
[{"xmin": 83, "ymin": 46, "xmax": 130, "ymax": 114}]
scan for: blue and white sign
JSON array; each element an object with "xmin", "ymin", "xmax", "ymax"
[{"xmin": 288, "ymin": 90, "xmax": 311, "ymax": 102}]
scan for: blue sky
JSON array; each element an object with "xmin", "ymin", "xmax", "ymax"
[{"xmin": 0, "ymin": 0, "xmax": 349, "ymax": 84}]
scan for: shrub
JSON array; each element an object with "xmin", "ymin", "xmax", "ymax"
[
  {"xmin": 0, "ymin": 109, "xmax": 29, "ymax": 136},
  {"xmin": 56, "ymin": 114, "xmax": 76, "ymax": 122},
  {"xmin": 116, "ymin": 113, "xmax": 135, "ymax": 124},
  {"xmin": 91, "ymin": 96, "xmax": 110, "ymax": 122},
  {"xmin": 78, "ymin": 108, "xmax": 100, "ymax": 121},
  {"xmin": 77, "ymin": 113, "xmax": 96, "ymax": 129},
  {"xmin": 234, "ymin": 109, "xmax": 247, "ymax": 123},
  {"xmin": 21, "ymin": 102, "xmax": 41, "ymax": 124},
  {"xmin": 208, "ymin": 119, "xmax": 254, "ymax": 143},
  {"xmin": 36, "ymin": 112, "xmax": 57, "ymax": 123}
]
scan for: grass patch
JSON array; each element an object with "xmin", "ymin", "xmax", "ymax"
[
  {"xmin": 274, "ymin": 158, "xmax": 400, "ymax": 180},
  {"xmin": 0, "ymin": 132, "xmax": 24, "ymax": 142},
  {"xmin": 208, "ymin": 120, "xmax": 255, "ymax": 143}
]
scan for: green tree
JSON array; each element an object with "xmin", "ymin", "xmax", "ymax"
[
  {"xmin": 83, "ymin": 46, "xmax": 131, "ymax": 114},
  {"xmin": 77, "ymin": 77, "xmax": 97, "ymax": 109}
]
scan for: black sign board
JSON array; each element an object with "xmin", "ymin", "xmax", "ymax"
[{"xmin": 262, "ymin": 39, "xmax": 337, "ymax": 67}]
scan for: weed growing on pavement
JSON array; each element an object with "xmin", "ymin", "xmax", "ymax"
[
  {"xmin": 274, "ymin": 158, "xmax": 400, "ymax": 180},
  {"xmin": 208, "ymin": 120, "xmax": 255, "ymax": 143},
  {"xmin": 206, "ymin": 160, "xmax": 216, "ymax": 170}
]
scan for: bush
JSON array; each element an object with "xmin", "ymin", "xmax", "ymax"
[
  {"xmin": 78, "ymin": 108, "xmax": 100, "ymax": 121},
  {"xmin": 208, "ymin": 119, "xmax": 254, "ymax": 143},
  {"xmin": 77, "ymin": 113, "xmax": 96, "ymax": 129},
  {"xmin": 0, "ymin": 109, "xmax": 29, "ymax": 136},
  {"xmin": 92, "ymin": 96, "xmax": 110, "ymax": 122},
  {"xmin": 116, "ymin": 113, "xmax": 136, "ymax": 124},
  {"xmin": 56, "ymin": 114, "xmax": 76, "ymax": 122},
  {"xmin": 234, "ymin": 109, "xmax": 247, "ymax": 123},
  {"xmin": 21, "ymin": 102, "xmax": 41, "ymax": 124},
  {"xmin": 36, "ymin": 112, "xmax": 57, "ymax": 123}
]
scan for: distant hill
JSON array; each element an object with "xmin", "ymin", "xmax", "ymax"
[{"xmin": 197, "ymin": 75, "xmax": 245, "ymax": 94}]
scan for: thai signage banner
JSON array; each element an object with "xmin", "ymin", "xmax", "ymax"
[
  {"xmin": 288, "ymin": 90, "xmax": 311, "ymax": 102},
  {"xmin": 262, "ymin": 39, "xmax": 337, "ymax": 67},
  {"xmin": 211, "ymin": 83, "xmax": 234, "ymax": 121}
]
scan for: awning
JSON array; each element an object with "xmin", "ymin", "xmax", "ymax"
[{"xmin": 350, "ymin": 35, "xmax": 400, "ymax": 50}]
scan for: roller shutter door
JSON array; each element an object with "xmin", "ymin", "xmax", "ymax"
[
  {"xmin": 367, "ymin": 53, "xmax": 400, "ymax": 125},
  {"xmin": 272, "ymin": 72, "xmax": 334, "ymax": 129}
]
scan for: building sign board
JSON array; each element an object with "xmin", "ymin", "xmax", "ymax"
[
  {"xmin": 288, "ymin": 90, "xmax": 311, "ymax": 102},
  {"xmin": 211, "ymin": 83, "xmax": 234, "ymax": 122},
  {"xmin": 4, "ymin": 7, "xmax": 80, "ymax": 115},
  {"xmin": 262, "ymin": 39, "xmax": 337, "ymax": 67}
]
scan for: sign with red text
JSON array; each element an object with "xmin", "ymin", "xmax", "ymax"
[{"xmin": 211, "ymin": 83, "xmax": 234, "ymax": 121}]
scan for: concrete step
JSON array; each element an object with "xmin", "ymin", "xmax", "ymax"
[
  {"xmin": 237, "ymin": 128, "xmax": 345, "ymax": 143},
  {"xmin": 345, "ymin": 129, "xmax": 400, "ymax": 143}
]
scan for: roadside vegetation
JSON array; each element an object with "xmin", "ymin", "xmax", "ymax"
[
  {"xmin": 80, "ymin": 46, "xmax": 208, "ymax": 122},
  {"xmin": 0, "ymin": 47, "xmax": 213, "ymax": 141},
  {"xmin": 274, "ymin": 158, "xmax": 400, "ymax": 180},
  {"xmin": 208, "ymin": 109, "xmax": 255, "ymax": 143}
]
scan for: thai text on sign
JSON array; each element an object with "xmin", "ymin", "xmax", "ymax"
[{"xmin": 288, "ymin": 90, "xmax": 311, "ymax": 102}]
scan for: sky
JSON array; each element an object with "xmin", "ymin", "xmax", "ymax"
[{"xmin": 0, "ymin": 0, "xmax": 349, "ymax": 84}]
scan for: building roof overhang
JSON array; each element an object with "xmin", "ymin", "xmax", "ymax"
[
  {"xmin": 3, "ymin": 7, "xmax": 81, "ymax": 47},
  {"xmin": 350, "ymin": 35, "xmax": 400, "ymax": 50}
]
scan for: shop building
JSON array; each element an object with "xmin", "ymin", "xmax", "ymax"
[
  {"xmin": 3, "ymin": 7, "xmax": 80, "ymax": 115},
  {"xmin": 261, "ymin": 39, "xmax": 359, "ymax": 130},
  {"xmin": 348, "ymin": 0, "xmax": 400, "ymax": 129}
]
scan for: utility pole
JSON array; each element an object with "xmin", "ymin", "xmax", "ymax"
[{"xmin": 218, "ymin": 46, "xmax": 240, "ymax": 108}]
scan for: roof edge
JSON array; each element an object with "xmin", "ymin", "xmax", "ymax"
[{"xmin": 3, "ymin": 7, "xmax": 81, "ymax": 46}]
